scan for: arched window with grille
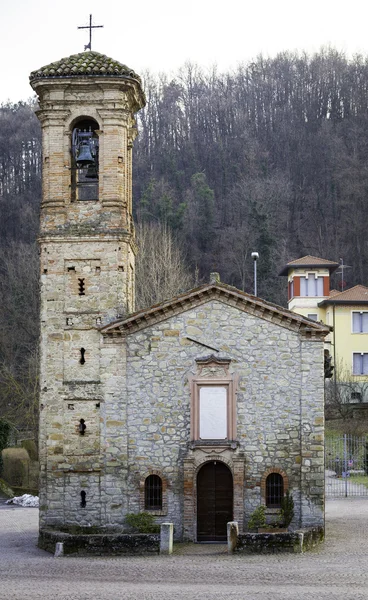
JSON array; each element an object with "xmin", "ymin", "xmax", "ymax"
[
  {"xmin": 265, "ymin": 473, "xmax": 284, "ymax": 508},
  {"xmin": 144, "ymin": 474, "xmax": 163, "ymax": 510}
]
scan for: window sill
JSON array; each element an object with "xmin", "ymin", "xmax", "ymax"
[
  {"xmin": 190, "ymin": 440, "xmax": 238, "ymax": 450},
  {"xmin": 144, "ymin": 509, "xmax": 167, "ymax": 516}
]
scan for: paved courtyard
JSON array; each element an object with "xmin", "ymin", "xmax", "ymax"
[{"xmin": 0, "ymin": 499, "xmax": 368, "ymax": 600}]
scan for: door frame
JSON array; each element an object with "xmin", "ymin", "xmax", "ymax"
[{"xmin": 183, "ymin": 453, "xmax": 245, "ymax": 542}]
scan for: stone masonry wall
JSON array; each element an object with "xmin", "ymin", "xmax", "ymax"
[
  {"xmin": 119, "ymin": 299, "xmax": 325, "ymax": 539},
  {"xmin": 36, "ymin": 76, "xmax": 143, "ymax": 530}
]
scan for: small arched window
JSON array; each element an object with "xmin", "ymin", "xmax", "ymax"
[
  {"xmin": 266, "ymin": 473, "xmax": 284, "ymax": 507},
  {"xmin": 144, "ymin": 474, "xmax": 162, "ymax": 510}
]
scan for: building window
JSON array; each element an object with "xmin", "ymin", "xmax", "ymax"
[
  {"xmin": 261, "ymin": 468, "xmax": 288, "ymax": 508},
  {"xmin": 300, "ymin": 274, "xmax": 324, "ymax": 297},
  {"xmin": 144, "ymin": 475, "xmax": 162, "ymax": 510},
  {"xmin": 307, "ymin": 313, "xmax": 318, "ymax": 321},
  {"xmin": 352, "ymin": 312, "xmax": 368, "ymax": 333},
  {"xmin": 71, "ymin": 118, "xmax": 99, "ymax": 201},
  {"xmin": 351, "ymin": 392, "xmax": 363, "ymax": 403},
  {"xmin": 265, "ymin": 473, "xmax": 284, "ymax": 508},
  {"xmin": 140, "ymin": 471, "xmax": 167, "ymax": 514},
  {"xmin": 353, "ymin": 353, "xmax": 368, "ymax": 375}
]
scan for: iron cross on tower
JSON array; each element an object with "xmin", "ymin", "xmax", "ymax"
[{"xmin": 78, "ymin": 14, "xmax": 104, "ymax": 51}]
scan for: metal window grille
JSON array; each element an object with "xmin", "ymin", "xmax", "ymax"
[
  {"xmin": 266, "ymin": 473, "xmax": 283, "ymax": 507},
  {"xmin": 145, "ymin": 475, "xmax": 162, "ymax": 510}
]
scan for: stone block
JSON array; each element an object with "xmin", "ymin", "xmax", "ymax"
[{"xmin": 160, "ymin": 522, "xmax": 173, "ymax": 555}]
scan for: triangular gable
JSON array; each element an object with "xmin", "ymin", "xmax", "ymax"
[{"xmin": 100, "ymin": 283, "xmax": 330, "ymax": 339}]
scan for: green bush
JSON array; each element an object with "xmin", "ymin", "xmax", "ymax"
[
  {"xmin": 1, "ymin": 448, "xmax": 30, "ymax": 487},
  {"xmin": 248, "ymin": 505, "xmax": 266, "ymax": 530},
  {"xmin": 0, "ymin": 477, "xmax": 14, "ymax": 498},
  {"xmin": 280, "ymin": 490, "xmax": 294, "ymax": 528},
  {"xmin": 21, "ymin": 439, "xmax": 38, "ymax": 461},
  {"xmin": 0, "ymin": 420, "xmax": 11, "ymax": 476},
  {"xmin": 125, "ymin": 512, "xmax": 160, "ymax": 533}
]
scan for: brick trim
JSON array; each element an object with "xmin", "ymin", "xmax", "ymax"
[
  {"xmin": 139, "ymin": 469, "xmax": 168, "ymax": 516},
  {"xmin": 260, "ymin": 467, "xmax": 289, "ymax": 505},
  {"xmin": 183, "ymin": 453, "xmax": 246, "ymax": 541}
]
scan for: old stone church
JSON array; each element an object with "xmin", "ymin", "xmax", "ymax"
[{"xmin": 30, "ymin": 50, "xmax": 328, "ymax": 542}]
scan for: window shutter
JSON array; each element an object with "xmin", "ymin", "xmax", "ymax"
[
  {"xmin": 316, "ymin": 278, "xmax": 324, "ymax": 296},
  {"xmin": 353, "ymin": 353, "xmax": 361, "ymax": 375},
  {"xmin": 300, "ymin": 277, "xmax": 307, "ymax": 296},
  {"xmin": 352, "ymin": 313, "xmax": 361, "ymax": 333}
]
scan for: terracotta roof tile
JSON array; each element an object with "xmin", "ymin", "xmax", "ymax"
[
  {"xmin": 319, "ymin": 285, "xmax": 368, "ymax": 304},
  {"xmin": 279, "ymin": 255, "xmax": 339, "ymax": 275},
  {"xmin": 30, "ymin": 51, "xmax": 142, "ymax": 84}
]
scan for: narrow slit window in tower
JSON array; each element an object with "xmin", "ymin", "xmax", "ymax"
[
  {"xmin": 80, "ymin": 348, "xmax": 86, "ymax": 365},
  {"xmin": 78, "ymin": 278, "xmax": 86, "ymax": 295}
]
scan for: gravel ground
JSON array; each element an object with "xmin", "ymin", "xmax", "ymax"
[{"xmin": 0, "ymin": 499, "xmax": 367, "ymax": 600}]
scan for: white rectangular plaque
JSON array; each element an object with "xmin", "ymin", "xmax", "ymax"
[{"xmin": 199, "ymin": 386, "xmax": 227, "ymax": 439}]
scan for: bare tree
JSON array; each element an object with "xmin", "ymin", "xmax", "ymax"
[
  {"xmin": 135, "ymin": 222, "xmax": 194, "ymax": 310},
  {"xmin": 0, "ymin": 242, "xmax": 39, "ymax": 437}
]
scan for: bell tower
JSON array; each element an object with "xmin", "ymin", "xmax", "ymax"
[
  {"xmin": 31, "ymin": 51, "xmax": 145, "ymax": 315},
  {"xmin": 30, "ymin": 52, "xmax": 145, "ymax": 531}
]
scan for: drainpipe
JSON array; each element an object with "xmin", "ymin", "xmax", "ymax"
[{"xmin": 333, "ymin": 304, "xmax": 337, "ymax": 398}]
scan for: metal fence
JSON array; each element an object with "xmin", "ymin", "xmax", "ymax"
[{"xmin": 325, "ymin": 434, "xmax": 368, "ymax": 497}]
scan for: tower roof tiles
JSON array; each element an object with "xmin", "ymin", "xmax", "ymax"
[{"xmin": 30, "ymin": 51, "xmax": 142, "ymax": 84}]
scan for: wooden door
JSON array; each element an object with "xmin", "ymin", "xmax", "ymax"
[{"xmin": 197, "ymin": 461, "xmax": 233, "ymax": 542}]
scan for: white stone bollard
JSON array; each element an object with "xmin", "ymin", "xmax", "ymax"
[
  {"xmin": 227, "ymin": 521, "xmax": 239, "ymax": 554},
  {"xmin": 54, "ymin": 542, "xmax": 64, "ymax": 557},
  {"xmin": 160, "ymin": 522, "xmax": 174, "ymax": 555}
]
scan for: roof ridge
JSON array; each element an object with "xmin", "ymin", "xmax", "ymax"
[{"xmin": 100, "ymin": 282, "xmax": 330, "ymax": 337}]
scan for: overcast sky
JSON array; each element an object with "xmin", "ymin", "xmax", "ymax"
[{"xmin": 2, "ymin": 0, "xmax": 368, "ymax": 103}]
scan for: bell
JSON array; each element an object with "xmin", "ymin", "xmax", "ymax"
[
  {"xmin": 76, "ymin": 141, "xmax": 94, "ymax": 167},
  {"xmin": 85, "ymin": 164, "xmax": 98, "ymax": 179}
]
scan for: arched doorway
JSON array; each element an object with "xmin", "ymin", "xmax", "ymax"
[{"xmin": 197, "ymin": 461, "xmax": 233, "ymax": 542}]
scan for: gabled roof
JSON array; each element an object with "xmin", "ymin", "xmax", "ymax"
[
  {"xmin": 30, "ymin": 51, "xmax": 142, "ymax": 84},
  {"xmin": 279, "ymin": 255, "xmax": 339, "ymax": 276},
  {"xmin": 100, "ymin": 282, "xmax": 330, "ymax": 338},
  {"xmin": 319, "ymin": 285, "xmax": 368, "ymax": 306}
]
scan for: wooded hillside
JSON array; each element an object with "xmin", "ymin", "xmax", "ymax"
[{"xmin": 2, "ymin": 48, "xmax": 368, "ymax": 431}]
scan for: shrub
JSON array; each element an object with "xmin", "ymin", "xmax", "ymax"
[
  {"xmin": 248, "ymin": 505, "xmax": 266, "ymax": 530},
  {"xmin": 125, "ymin": 512, "xmax": 160, "ymax": 533},
  {"xmin": 21, "ymin": 439, "xmax": 38, "ymax": 461},
  {"xmin": 1, "ymin": 448, "xmax": 29, "ymax": 487},
  {"xmin": 280, "ymin": 490, "xmax": 294, "ymax": 528},
  {"xmin": 0, "ymin": 420, "xmax": 11, "ymax": 476}
]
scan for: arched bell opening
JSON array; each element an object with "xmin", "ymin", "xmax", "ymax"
[
  {"xmin": 196, "ymin": 460, "xmax": 233, "ymax": 542},
  {"xmin": 71, "ymin": 117, "xmax": 99, "ymax": 201}
]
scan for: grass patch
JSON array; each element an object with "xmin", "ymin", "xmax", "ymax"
[
  {"xmin": 348, "ymin": 475, "xmax": 368, "ymax": 488},
  {"xmin": 11, "ymin": 487, "xmax": 38, "ymax": 496},
  {"xmin": 0, "ymin": 478, "xmax": 14, "ymax": 498}
]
